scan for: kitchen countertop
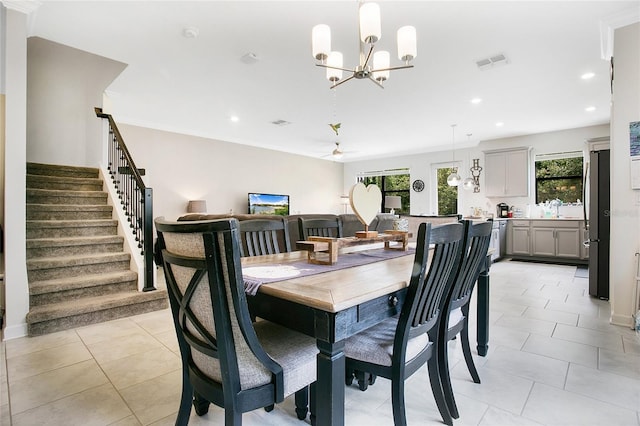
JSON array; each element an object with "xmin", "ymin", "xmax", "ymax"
[{"xmin": 463, "ymin": 216, "xmax": 584, "ymax": 221}]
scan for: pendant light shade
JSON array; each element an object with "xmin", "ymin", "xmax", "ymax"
[
  {"xmin": 447, "ymin": 124, "xmax": 460, "ymax": 187},
  {"xmin": 462, "ymin": 177, "xmax": 475, "ymax": 190},
  {"xmin": 359, "ymin": 2, "xmax": 381, "ymax": 44},
  {"xmin": 397, "ymin": 26, "xmax": 417, "ymax": 62},
  {"xmin": 326, "ymin": 51, "xmax": 343, "ymax": 82},
  {"xmin": 447, "ymin": 171, "xmax": 461, "ymax": 186},
  {"xmin": 373, "ymin": 50, "xmax": 390, "ymax": 82},
  {"xmin": 312, "ymin": 24, "xmax": 331, "ymax": 61}
]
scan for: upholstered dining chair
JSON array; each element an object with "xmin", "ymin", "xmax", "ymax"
[
  {"xmin": 239, "ymin": 218, "xmax": 291, "ymax": 257},
  {"xmin": 155, "ymin": 218, "xmax": 317, "ymax": 426},
  {"xmin": 344, "ymin": 222, "xmax": 465, "ymax": 426},
  {"xmin": 298, "ymin": 217, "xmax": 343, "ymax": 240},
  {"xmin": 438, "ymin": 219, "xmax": 493, "ymax": 419}
]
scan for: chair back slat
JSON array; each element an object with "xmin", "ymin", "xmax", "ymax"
[
  {"xmin": 240, "ymin": 218, "xmax": 291, "ymax": 257},
  {"xmin": 405, "ymin": 222, "xmax": 464, "ymax": 330},
  {"xmin": 448, "ymin": 220, "xmax": 493, "ymax": 309},
  {"xmin": 298, "ymin": 217, "xmax": 343, "ymax": 240},
  {"xmin": 155, "ymin": 218, "xmax": 283, "ymax": 396}
]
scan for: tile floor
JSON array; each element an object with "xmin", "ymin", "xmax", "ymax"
[{"xmin": 1, "ymin": 260, "xmax": 639, "ymax": 425}]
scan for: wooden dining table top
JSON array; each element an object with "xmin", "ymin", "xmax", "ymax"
[{"xmin": 241, "ymin": 250, "xmax": 417, "ymax": 313}]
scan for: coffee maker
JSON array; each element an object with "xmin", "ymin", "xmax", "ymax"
[{"xmin": 496, "ymin": 203, "xmax": 509, "ymax": 218}]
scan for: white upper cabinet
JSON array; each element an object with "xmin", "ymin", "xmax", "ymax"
[{"xmin": 484, "ymin": 148, "xmax": 530, "ymax": 197}]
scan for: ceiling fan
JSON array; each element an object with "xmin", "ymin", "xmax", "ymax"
[{"xmin": 322, "ymin": 141, "xmax": 353, "ymax": 160}]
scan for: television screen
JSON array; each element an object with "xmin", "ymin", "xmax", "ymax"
[{"xmin": 248, "ymin": 193, "xmax": 290, "ymax": 216}]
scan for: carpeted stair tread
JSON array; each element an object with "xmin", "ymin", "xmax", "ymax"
[
  {"xmin": 26, "ymin": 174, "xmax": 103, "ymax": 191},
  {"xmin": 26, "ymin": 252, "xmax": 130, "ymax": 270},
  {"xmin": 26, "ymin": 290, "xmax": 168, "ymax": 323},
  {"xmin": 27, "ymin": 235, "xmax": 124, "ymax": 249},
  {"xmin": 26, "ymin": 219, "xmax": 117, "ymax": 229},
  {"xmin": 29, "ymin": 270, "xmax": 138, "ymax": 295},
  {"xmin": 27, "ymin": 162, "xmax": 99, "ymax": 179},
  {"xmin": 27, "ymin": 188, "xmax": 108, "ymax": 199},
  {"xmin": 27, "ymin": 204, "xmax": 112, "ymax": 212}
]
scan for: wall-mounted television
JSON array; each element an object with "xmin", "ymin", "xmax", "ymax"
[{"xmin": 248, "ymin": 193, "xmax": 290, "ymax": 216}]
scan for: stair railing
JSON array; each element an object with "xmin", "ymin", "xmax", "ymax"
[{"xmin": 95, "ymin": 107, "xmax": 155, "ymax": 292}]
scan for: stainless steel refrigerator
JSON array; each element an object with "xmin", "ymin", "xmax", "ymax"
[{"xmin": 587, "ymin": 149, "xmax": 610, "ymax": 299}]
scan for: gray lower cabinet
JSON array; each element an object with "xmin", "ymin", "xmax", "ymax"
[
  {"xmin": 508, "ymin": 219, "xmax": 586, "ymax": 262},
  {"xmin": 507, "ymin": 220, "xmax": 531, "ymax": 256},
  {"xmin": 532, "ymin": 227, "xmax": 555, "ymax": 256}
]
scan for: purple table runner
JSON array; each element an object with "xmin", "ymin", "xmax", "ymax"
[{"xmin": 243, "ymin": 247, "xmax": 415, "ymax": 296}]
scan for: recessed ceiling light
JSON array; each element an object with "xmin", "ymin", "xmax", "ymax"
[
  {"xmin": 585, "ymin": 106, "xmax": 596, "ymax": 112},
  {"xmin": 183, "ymin": 27, "xmax": 199, "ymax": 39},
  {"xmin": 470, "ymin": 98, "xmax": 482, "ymax": 104},
  {"xmin": 581, "ymin": 72, "xmax": 595, "ymax": 80},
  {"xmin": 495, "ymin": 122, "xmax": 504, "ymax": 127},
  {"xmin": 230, "ymin": 115, "xmax": 239, "ymax": 122}
]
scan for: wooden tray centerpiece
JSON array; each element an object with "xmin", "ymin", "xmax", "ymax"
[{"xmin": 295, "ymin": 183, "xmax": 409, "ymax": 265}]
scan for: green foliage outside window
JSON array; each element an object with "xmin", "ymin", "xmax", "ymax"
[
  {"xmin": 362, "ymin": 174, "xmax": 410, "ymax": 215},
  {"xmin": 535, "ymin": 157, "xmax": 583, "ymax": 203},
  {"xmin": 437, "ymin": 168, "xmax": 458, "ymax": 215}
]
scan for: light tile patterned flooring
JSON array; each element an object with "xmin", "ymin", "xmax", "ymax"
[{"xmin": 1, "ymin": 260, "xmax": 639, "ymax": 425}]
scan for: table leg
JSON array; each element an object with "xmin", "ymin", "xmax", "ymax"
[
  {"xmin": 314, "ymin": 340, "xmax": 345, "ymax": 426},
  {"xmin": 476, "ymin": 255, "xmax": 490, "ymax": 356}
]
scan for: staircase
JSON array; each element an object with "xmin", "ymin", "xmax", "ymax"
[{"xmin": 25, "ymin": 162, "xmax": 167, "ymax": 336}]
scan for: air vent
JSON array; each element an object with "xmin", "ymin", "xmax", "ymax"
[
  {"xmin": 476, "ymin": 53, "xmax": 508, "ymax": 70},
  {"xmin": 271, "ymin": 119, "xmax": 291, "ymax": 126}
]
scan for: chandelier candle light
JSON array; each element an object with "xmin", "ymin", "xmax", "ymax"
[{"xmin": 312, "ymin": 2, "xmax": 417, "ymax": 89}]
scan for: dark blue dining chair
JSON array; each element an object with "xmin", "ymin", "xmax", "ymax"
[
  {"xmin": 344, "ymin": 221, "xmax": 465, "ymax": 426},
  {"xmin": 155, "ymin": 217, "xmax": 317, "ymax": 426}
]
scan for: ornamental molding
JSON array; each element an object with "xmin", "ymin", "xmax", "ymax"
[{"xmin": 1, "ymin": 0, "xmax": 41, "ymax": 14}]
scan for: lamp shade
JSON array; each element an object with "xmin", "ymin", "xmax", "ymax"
[
  {"xmin": 359, "ymin": 2, "xmax": 381, "ymax": 44},
  {"xmin": 326, "ymin": 51, "xmax": 343, "ymax": 82},
  {"xmin": 397, "ymin": 26, "xmax": 417, "ymax": 62},
  {"xmin": 187, "ymin": 200, "xmax": 207, "ymax": 213},
  {"xmin": 373, "ymin": 50, "xmax": 390, "ymax": 82},
  {"xmin": 384, "ymin": 195, "xmax": 402, "ymax": 209},
  {"xmin": 462, "ymin": 177, "xmax": 475, "ymax": 191},
  {"xmin": 312, "ymin": 24, "xmax": 331, "ymax": 61}
]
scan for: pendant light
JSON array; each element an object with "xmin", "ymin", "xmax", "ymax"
[
  {"xmin": 447, "ymin": 124, "xmax": 461, "ymax": 186},
  {"xmin": 462, "ymin": 133, "xmax": 476, "ymax": 191}
]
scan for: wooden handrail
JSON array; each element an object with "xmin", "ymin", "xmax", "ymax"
[{"xmin": 95, "ymin": 107, "xmax": 155, "ymax": 292}]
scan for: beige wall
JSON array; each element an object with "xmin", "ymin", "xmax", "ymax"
[
  {"xmin": 609, "ymin": 22, "xmax": 640, "ymax": 327},
  {"xmin": 26, "ymin": 37, "xmax": 126, "ymax": 167},
  {"xmin": 119, "ymin": 124, "xmax": 345, "ymax": 222}
]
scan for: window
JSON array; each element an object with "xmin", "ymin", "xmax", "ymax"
[
  {"xmin": 435, "ymin": 166, "xmax": 458, "ymax": 215},
  {"xmin": 359, "ymin": 170, "xmax": 410, "ymax": 215},
  {"xmin": 535, "ymin": 154, "xmax": 584, "ymax": 204}
]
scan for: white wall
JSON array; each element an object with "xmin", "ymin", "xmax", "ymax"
[
  {"xmin": 26, "ymin": 37, "xmax": 126, "ymax": 167},
  {"xmin": 119, "ymin": 124, "xmax": 345, "ymax": 222},
  {"xmin": 609, "ymin": 22, "xmax": 640, "ymax": 327},
  {"xmin": 345, "ymin": 124, "xmax": 609, "ymax": 218},
  {"xmin": 3, "ymin": 6, "xmax": 29, "ymax": 339}
]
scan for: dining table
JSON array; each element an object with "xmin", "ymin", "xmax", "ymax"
[{"xmin": 242, "ymin": 246, "xmax": 491, "ymax": 426}]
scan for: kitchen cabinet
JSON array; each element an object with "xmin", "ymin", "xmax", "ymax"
[
  {"xmin": 484, "ymin": 148, "xmax": 530, "ymax": 197},
  {"xmin": 507, "ymin": 219, "xmax": 586, "ymax": 263},
  {"xmin": 507, "ymin": 220, "xmax": 531, "ymax": 256}
]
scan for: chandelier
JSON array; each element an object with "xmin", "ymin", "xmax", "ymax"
[{"xmin": 312, "ymin": 2, "xmax": 417, "ymax": 89}]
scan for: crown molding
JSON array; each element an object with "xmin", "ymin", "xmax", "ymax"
[
  {"xmin": 600, "ymin": 7, "xmax": 640, "ymax": 60},
  {"xmin": 1, "ymin": 0, "xmax": 41, "ymax": 14}
]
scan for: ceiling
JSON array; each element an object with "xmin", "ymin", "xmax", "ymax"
[{"xmin": 27, "ymin": 1, "xmax": 639, "ymax": 161}]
